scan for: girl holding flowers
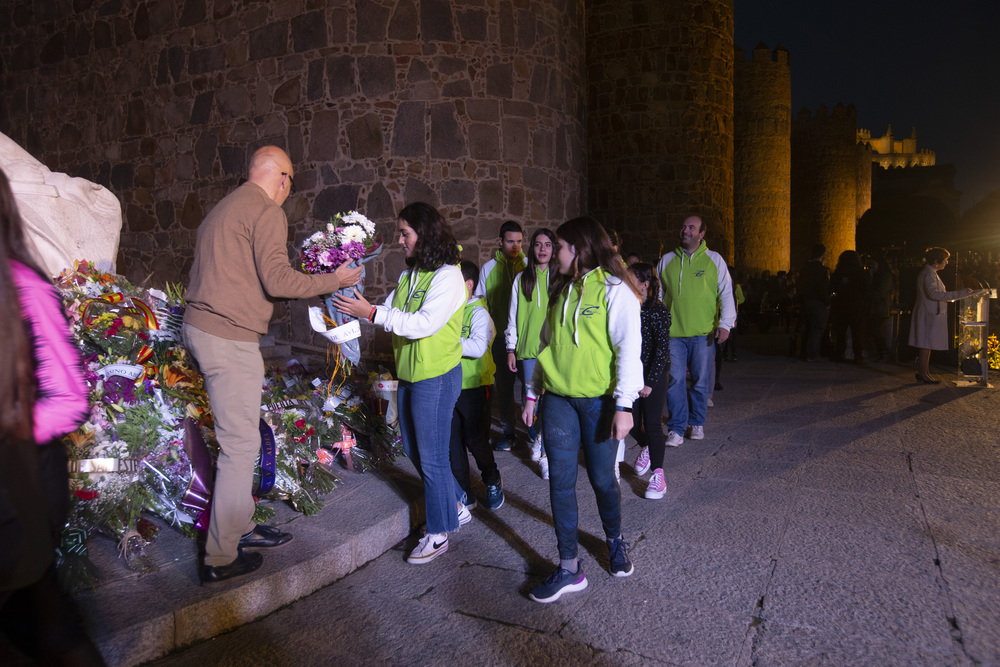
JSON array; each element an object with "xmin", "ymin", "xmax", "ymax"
[{"xmin": 333, "ymin": 202, "xmax": 466, "ymax": 564}]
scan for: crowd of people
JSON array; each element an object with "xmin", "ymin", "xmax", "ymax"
[{"xmin": 3, "ymin": 142, "xmax": 987, "ymax": 637}]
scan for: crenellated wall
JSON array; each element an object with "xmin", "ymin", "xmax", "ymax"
[
  {"xmin": 733, "ymin": 42, "xmax": 790, "ymax": 275},
  {"xmin": 790, "ymin": 103, "xmax": 870, "ymax": 270},
  {"xmin": 585, "ymin": 0, "xmax": 735, "ymax": 263},
  {"xmin": 0, "ymin": 0, "xmax": 587, "ymax": 352}
]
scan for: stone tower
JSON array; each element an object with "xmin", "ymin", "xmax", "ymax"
[
  {"xmin": 586, "ymin": 0, "xmax": 735, "ymax": 262},
  {"xmin": 0, "ymin": 0, "xmax": 587, "ymax": 349},
  {"xmin": 790, "ymin": 103, "xmax": 870, "ymax": 269},
  {"xmin": 733, "ymin": 42, "xmax": 790, "ymax": 275}
]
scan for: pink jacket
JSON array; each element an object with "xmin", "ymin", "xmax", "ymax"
[{"xmin": 12, "ymin": 260, "xmax": 89, "ymax": 444}]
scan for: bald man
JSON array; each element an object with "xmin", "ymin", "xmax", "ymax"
[{"xmin": 183, "ymin": 146, "xmax": 362, "ymax": 583}]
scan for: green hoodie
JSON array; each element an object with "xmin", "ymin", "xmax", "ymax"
[
  {"xmin": 656, "ymin": 241, "xmax": 736, "ymax": 338},
  {"xmin": 390, "ymin": 269, "xmax": 463, "ymax": 383},
  {"xmin": 536, "ymin": 268, "xmax": 617, "ymax": 398},
  {"xmin": 510, "ymin": 267, "xmax": 549, "ymax": 360},
  {"xmin": 477, "ymin": 249, "xmax": 527, "ymax": 324}
]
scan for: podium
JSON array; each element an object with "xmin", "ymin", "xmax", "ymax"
[{"xmin": 956, "ymin": 289, "xmax": 997, "ymax": 386}]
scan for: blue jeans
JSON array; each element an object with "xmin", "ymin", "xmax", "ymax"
[
  {"xmin": 541, "ymin": 393, "xmax": 622, "ymax": 560},
  {"xmin": 667, "ymin": 335, "xmax": 714, "ymax": 434},
  {"xmin": 398, "ymin": 364, "xmax": 462, "ymax": 534}
]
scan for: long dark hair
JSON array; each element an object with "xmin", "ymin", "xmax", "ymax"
[
  {"xmin": 0, "ymin": 168, "xmax": 45, "ymax": 442},
  {"xmin": 521, "ymin": 227, "xmax": 555, "ymax": 302},
  {"xmin": 550, "ymin": 217, "xmax": 640, "ymax": 299},
  {"xmin": 399, "ymin": 202, "xmax": 460, "ymax": 272},
  {"xmin": 627, "ymin": 262, "xmax": 659, "ymax": 308}
]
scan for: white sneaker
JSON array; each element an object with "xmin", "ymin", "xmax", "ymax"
[
  {"xmin": 457, "ymin": 502, "xmax": 472, "ymax": 526},
  {"xmin": 407, "ymin": 532, "xmax": 448, "ymax": 564},
  {"xmin": 530, "ymin": 433, "xmax": 544, "ymax": 462},
  {"xmin": 689, "ymin": 425, "xmax": 705, "ymax": 440},
  {"xmin": 616, "ymin": 439, "xmax": 625, "ymax": 463},
  {"xmin": 540, "ymin": 455, "xmax": 549, "ymax": 480},
  {"xmin": 707, "ymin": 397, "xmax": 714, "ymax": 407},
  {"xmin": 665, "ymin": 431, "xmax": 684, "ymax": 447}
]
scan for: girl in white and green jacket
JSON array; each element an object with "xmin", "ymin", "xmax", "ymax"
[
  {"xmin": 522, "ymin": 217, "xmax": 643, "ymax": 603},
  {"xmin": 505, "ymin": 227, "xmax": 554, "ymax": 478},
  {"xmin": 334, "ymin": 202, "xmax": 466, "ymax": 566}
]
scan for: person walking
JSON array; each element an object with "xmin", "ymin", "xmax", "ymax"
[
  {"xmin": 450, "ymin": 260, "xmax": 504, "ymax": 512},
  {"xmin": 829, "ymin": 250, "xmax": 870, "ymax": 363},
  {"xmin": 522, "ymin": 217, "xmax": 642, "ymax": 602},
  {"xmin": 626, "ymin": 262, "xmax": 671, "ymax": 500},
  {"xmin": 909, "ymin": 247, "xmax": 974, "ymax": 384},
  {"xmin": 505, "ymin": 227, "xmax": 555, "ymax": 479},
  {"xmin": 0, "ymin": 168, "xmax": 104, "ymax": 664},
  {"xmin": 798, "ymin": 243, "xmax": 831, "ymax": 361},
  {"xmin": 184, "ymin": 146, "xmax": 363, "ymax": 583},
  {"xmin": 475, "ymin": 221, "xmax": 526, "ymax": 451},
  {"xmin": 656, "ymin": 216, "xmax": 735, "ymax": 446},
  {"xmin": 334, "ymin": 202, "xmax": 467, "ymax": 564}
]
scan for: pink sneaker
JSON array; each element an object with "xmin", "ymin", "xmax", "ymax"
[
  {"xmin": 645, "ymin": 469, "xmax": 666, "ymax": 500},
  {"xmin": 634, "ymin": 447, "xmax": 651, "ymax": 476}
]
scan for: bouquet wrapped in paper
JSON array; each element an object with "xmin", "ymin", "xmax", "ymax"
[{"xmin": 299, "ymin": 211, "xmax": 382, "ymax": 365}]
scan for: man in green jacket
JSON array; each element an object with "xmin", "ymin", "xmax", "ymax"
[
  {"xmin": 656, "ymin": 216, "xmax": 736, "ymax": 446},
  {"xmin": 474, "ymin": 220, "xmax": 525, "ymax": 450}
]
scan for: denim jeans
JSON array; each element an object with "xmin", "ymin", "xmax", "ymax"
[
  {"xmin": 541, "ymin": 393, "xmax": 622, "ymax": 560},
  {"xmin": 667, "ymin": 335, "xmax": 714, "ymax": 434},
  {"xmin": 398, "ymin": 364, "xmax": 462, "ymax": 534}
]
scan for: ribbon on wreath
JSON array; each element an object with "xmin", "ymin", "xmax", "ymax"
[
  {"xmin": 254, "ymin": 419, "xmax": 277, "ymax": 496},
  {"xmin": 180, "ymin": 417, "xmax": 213, "ymax": 519},
  {"xmin": 80, "ymin": 293, "xmax": 161, "ymax": 367}
]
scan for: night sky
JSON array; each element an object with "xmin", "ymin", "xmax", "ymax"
[{"xmin": 735, "ymin": 0, "xmax": 1000, "ymax": 213}]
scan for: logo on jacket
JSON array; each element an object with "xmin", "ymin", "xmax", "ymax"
[
  {"xmin": 461, "ymin": 325, "xmax": 471, "ymax": 337},
  {"xmin": 581, "ymin": 305, "xmax": 600, "ymax": 318},
  {"xmin": 694, "ymin": 270, "xmax": 705, "ymax": 277},
  {"xmin": 412, "ymin": 290, "xmax": 426, "ymax": 300}
]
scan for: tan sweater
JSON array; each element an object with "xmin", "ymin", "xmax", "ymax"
[{"xmin": 184, "ymin": 182, "xmax": 341, "ymax": 342}]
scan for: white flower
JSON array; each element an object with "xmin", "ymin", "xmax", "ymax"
[
  {"xmin": 341, "ymin": 211, "xmax": 375, "ymax": 236},
  {"xmin": 326, "ymin": 223, "xmax": 336, "ymax": 233},
  {"xmin": 339, "ymin": 225, "xmax": 366, "ymax": 245}
]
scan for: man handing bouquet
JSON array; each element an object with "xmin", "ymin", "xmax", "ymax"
[{"xmin": 183, "ymin": 146, "xmax": 362, "ymax": 583}]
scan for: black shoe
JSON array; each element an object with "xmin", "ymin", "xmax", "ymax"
[
  {"xmin": 201, "ymin": 548, "xmax": 263, "ymax": 584},
  {"xmin": 714, "ymin": 382, "xmax": 723, "ymax": 391},
  {"xmin": 239, "ymin": 524, "xmax": 293, "ymax": 548},
  {"xmin": 915, "ymin": 373, "xmax": 941, "ymax": 385}
]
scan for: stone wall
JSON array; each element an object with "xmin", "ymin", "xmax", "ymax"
[
  {"xmin": 0, "ymin": 0, "xmax": 586, "ymax": 357},
  {"xmin": 585, "ymin": 0, "xmax": 735, "ymax": 263},
  {"xmin": 790, "ymin": 103, "xmax": 869, "ymax": 270},
  {"xmin": 733, "ymin": 42, "xmax": 790, "ymax": 275}
]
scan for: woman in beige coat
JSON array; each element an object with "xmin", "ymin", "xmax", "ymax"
[{"xmin": 908, "ymin": 247, "xmax": 973, "ymax": 383}]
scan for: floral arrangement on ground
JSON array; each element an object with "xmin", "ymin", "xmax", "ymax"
[{"xmin": 55, "ymin": 261, "xmax": 401, "ymax": 589}]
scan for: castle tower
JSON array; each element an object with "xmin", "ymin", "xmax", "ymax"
[
  {"xmin": 734, "ymin": 43, "xmax": 791, "ymax": 275},
  {"xmin": 791, "ymin": 103, "xmax": 868, "ymax": 268},
  {"xmin": 586, "ymin": 0, "xmax": 735, "ymax": 261},
  {"xmin": 0, "ymin": 0, "xmax": 587, "ymax": 330}
]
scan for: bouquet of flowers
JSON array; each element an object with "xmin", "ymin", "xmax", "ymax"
[{"xmin": 299, "ymin": 211, "xmax": 383, "ymax": 365}]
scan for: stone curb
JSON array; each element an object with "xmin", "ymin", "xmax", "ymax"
[{"xmin": 69, "ymin": 463, "xmax": 419, "ymax": 666}]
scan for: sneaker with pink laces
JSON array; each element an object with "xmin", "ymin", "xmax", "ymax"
[
  {"xmin": 634, "ymin": 447, "xmax": 651, "ymax": 476},
  {"xmin": 645, "ymin": 468, "xmax": 666, "ymax": 500}
]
